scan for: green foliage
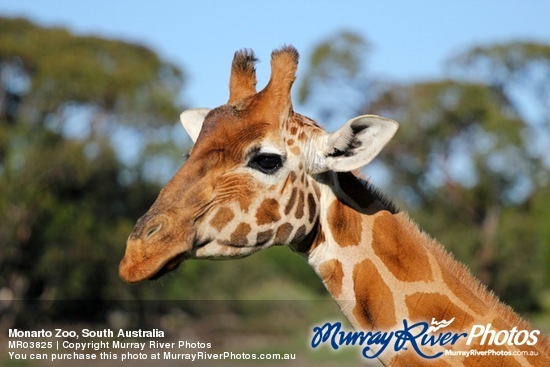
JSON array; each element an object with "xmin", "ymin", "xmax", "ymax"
[
  {"xmin": 370, "ymin": 80, "xmax": 528, "ymax": 202},
  {"xmin": 299, "ymin": 31, "xmax": 369, "ymax": 102},
  {"xmin": 0, "ymin": 17, "xmax": 187, "ymax": 326},
  {"xmin": 448, "ymin": 41, "xmax": 550, "ymax": 183},
  {"xmin": 449, "ymin": 41, "xmax": 550, "ymax": 93},
  {"xmin": 298, "ymin": 31, "xmax": 372, "ymax": 121},
  {"xmin": 0, "ymin": 17, "xmax": 183, "ymax": 125}
]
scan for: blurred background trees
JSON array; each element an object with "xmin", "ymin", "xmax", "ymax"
[
  {"xmin": 0, "ymin": 18, "xmax": 549, "ymax": 332},
  {"xmin": 0, "ymin": 17, "xmax": 187, "ymax": 325}
]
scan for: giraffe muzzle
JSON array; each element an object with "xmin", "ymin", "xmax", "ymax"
[{"xmin": 119, "ymin": 213, "xmax": 195, "ymax": 284}]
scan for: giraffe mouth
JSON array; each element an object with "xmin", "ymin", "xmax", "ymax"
[
  {"xmin": 149, "ymin": 253, "xmax": 188, "ymax": 280},
  {"xmin": 146, "ymin": 238, "xmax": 212, "ymax": 281}
]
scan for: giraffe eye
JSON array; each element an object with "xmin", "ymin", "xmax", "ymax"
[{"xmin": 248, "ymin": 153, "xmax": 283, "ymax": 174}]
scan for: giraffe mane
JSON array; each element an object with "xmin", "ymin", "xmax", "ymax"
[
  {"xmin": 408, "ymin": 217, "xmax": 550, "ymax": 356},
  {"xmin": 356, "ymin": 176, "xmax": 400, "ymax": 215}
]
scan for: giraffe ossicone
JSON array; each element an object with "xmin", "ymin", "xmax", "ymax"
[{"xmin": 119, "ymin": 46, "xmax": 549, "ymax": 366}]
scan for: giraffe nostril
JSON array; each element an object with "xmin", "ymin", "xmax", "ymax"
[{"xmin": 144, "ymin": 223, "xmax": 163, "ymax": 240}]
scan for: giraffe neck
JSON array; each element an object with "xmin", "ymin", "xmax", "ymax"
[{"xmin": 302, "ymin": 171, "xmax": 549, "ymax": 366}]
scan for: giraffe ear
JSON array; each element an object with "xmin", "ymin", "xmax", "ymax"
[
  {"xmin": 179, "ymin": 108, "xmax": 211, "ymax": 143},
  {"xmin": 315, "ymin": 115, "xmax": 398, "ymax": 173}
]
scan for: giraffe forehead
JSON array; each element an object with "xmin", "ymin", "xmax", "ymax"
[
  {"xmin": 192, "ymin": 117, "xmax": 279, "ymax": 164},
  {"xmin": 194, "ymin": 106, "xmax": 325, "ymax": 170}
]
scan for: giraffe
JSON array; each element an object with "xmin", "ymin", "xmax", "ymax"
[{"xmin": 119, "ymin": 46, "xmax": 549, "ymax": 366}]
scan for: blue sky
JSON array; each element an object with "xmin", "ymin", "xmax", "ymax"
[{"xmin": 2, "ymin": 1, "xmax": 549, "ymax": 121}]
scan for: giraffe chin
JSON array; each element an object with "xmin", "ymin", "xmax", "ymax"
[
  {"xmin": 149, "ymin": 253, "xmax": 188, "ymax": 281},
  {"xmin": 119, "ymin": 252, "xmax": 188, "ymax": 284}
]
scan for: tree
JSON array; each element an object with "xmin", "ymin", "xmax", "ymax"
[
  {"xmin": 298, "ymin": 31, "xmax": 372, "ymax": 124},
  {"xmin": 0, "ymin": 17, "xmax": 183, "ymax": 130},
  {"xmin": 0, "ymin": 17, "xmax": 185, "ymax": 326},
  {"xmin": 448, "ymin": 42, "xmax": 550, "ymax": 175}
]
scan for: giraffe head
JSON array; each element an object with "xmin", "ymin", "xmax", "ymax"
[{"xmin": 119, "ymin": 46, "xmax": 398, "ymax": 284}]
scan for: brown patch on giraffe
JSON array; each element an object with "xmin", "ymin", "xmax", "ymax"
[
  {"xmin": 307, "ymin": 193, "xmax": 317, "ymax": 223},
  {"xmin": 287, "ymin": 138, "xmax": 295, "ymax": 146},
  {"xmin": 327, "ymin": 200, "xmax": 362, "ymax": 247},
  {"xmin": 284, "ymin": 187, "xmax": 297, "ymax": 215},
  {"xmin": 291, "ymin": 225, "xmax": 307, "ymax": 244},
  {"xmin": 312, "ymin": 181, "xmax": 321, "ymax": 199},
  {"xmin": 289, "ymin": 171, "xmax": 297, "ymax": 182},
  {"xmin": 237, "ymin": 194, "xmax": 254, "ymax": 212},
  {"xmin": 406, "ymin": 293, "xmax": 474, "ymax": 329},
  {"xmin": 280, "ymin": 171, "xmax": 295, "ymax": 194},
  {"xmin": 210, "ymin": 207, "xmax": 235, "ymax": 231},
  {"xmin": 372, "ymin": 212, "xmax": 433, "ymax": 282},
  {"xmin": 256, "ymin": 229, "xmax": 273, "ymax": 245},
  {"xmin": 290, "ymin": 146, "xmax": 300, "ymax": 155},
  {"xmin": 295, "ymin": 190, "xmax": 305, "ymax": 219},
  {"xmin": 290, "ymin": 126, "xmax": 298, "ymax": 135},
  {"xmin": 491, "ymin": 317, "xmax": 514, "ymax": 336},
  {"xmin": 229, "ymin": 223, "xmax": 251, "ymax": 247},
  {"xmin": 216, "ymin": 174, "xmax": 256, "ymax": 212},
  {"xmin": 353, "ymin": 258, "xmax": 396, "ymax": 329},
  {"xmin": 256, "ymin": 198, "xmax": 281, "ymax": 225},
  {"xmin": 319, "ymin": 259, "xmax": 343, "ymax": 297},
  {"xmin": 298, "ymin": 131, "xmax": 306, "ymax": 141},
  {"xmin": 274, "ymin": 222, "xmax": 293, "ymax": 244},
  {"xmin": 215, "ymin": 173, "xmax": 257, "ymax": 213},
  {"xmin": 308, "ymin": 226, "xmax": 325, "ymax": 253}
]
